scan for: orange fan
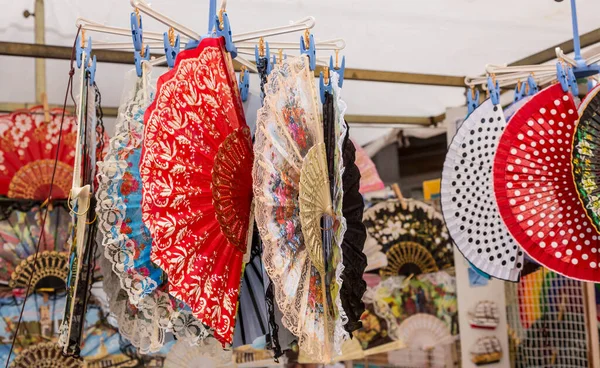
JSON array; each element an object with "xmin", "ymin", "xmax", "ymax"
[
  {"xmin": 0, "ymin": 107, "xmax": 77, "ymax": 199},
  {"xmin": 141, "ymin": 37, "xmax": 253, "ymax": 345}
]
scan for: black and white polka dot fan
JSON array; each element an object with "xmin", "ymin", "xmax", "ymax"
[{"xmin": 441, "ymin": 97, "xmax": 524, "ymax": 281}]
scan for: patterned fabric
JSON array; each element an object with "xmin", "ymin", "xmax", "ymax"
[
  {"xmin": 96, "ymin": 68, "xmax": 208, "ymax": 353},
  {"xmin": 253, "ymin": 56, "xmax": 349, "ymax": 362},
  {"xmin": 141, "ymin": 37, "xmax": 252, "ymax": 346}
]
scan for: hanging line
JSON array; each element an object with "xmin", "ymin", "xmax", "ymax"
[{"xmin": 4, "ymin": 26, "xmax": 82, "ymax": 368}]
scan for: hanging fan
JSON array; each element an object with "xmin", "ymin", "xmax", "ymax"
[
  {"xmin": 164, "ymin": 338, "xmax": 233, "ymax": 368},
  {"xmin": 9, "ymin": 342, "xmax": 81, "ymax": 368},
  {"xmin": 572, "ymin": 85, "xmax": 600, "ymax": 233},
  {"xmin": 504, "ymin": 96, "xmax": 533, "ymax": 122},
  {"xmin": 353, "ymin": 140, "xmax": 385, "ymax": 194},
  {"xmin": 141, "ymin": 37, "xmax": 253, "ymax": 346},
  {"xmin": 363, "ymin": 233, "xmax": 388, "ymax": 272},
  {"xmin": 325, "ymin": 77, "xmax": 368, "ymax": 334},
  {"xmin": 363, "ymin": 198, "xmax": 453, "ymax": 277},
  {"xmin": 397, "ymin": 313, "xmax": 456, "ymax": 350},
  {"xmin": 494, "ymin": 84, "xmax": 600, "ymax": 282},
  {"xmin": 441, "ymin": 98, "xmax": 524, "ymax": 281},
  {"xmin": 0, "ymin": 107, "xmax": 77, "ymax": 200},
  {"xmin": 253, "ymin": 55, "xmax": 348, "ymax": 362},
  {"xmin": 379, "ymin": 241, "xmax": 439, "ymax": 277},
  {"xmin": 0, "ymin": 204, "xmax": 70, "ymax": 294}
]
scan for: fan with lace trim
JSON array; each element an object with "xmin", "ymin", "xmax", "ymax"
[
  {"xmin": 0, "ymin": 106, "xmax": 77, "ymax": 200},
  {"xmin": 96, "ymin": 67, "xmax": 208, "ymax": 354},
  {"xmin": 141, "ymin": 37, "xmax": 253, "ymax": 346},
  {"xmin": 253, "ymin": 55, "xmax": 348, "ymax": 362},
  {"xmin": 441, "ymin": 98, "xmax": 524, "ymax": 281},
  {"xmin": 164, "ymin": 338, "xmax": 234, "ymax": 368},
  {"xmin": 363, "ymin": 198, "xmax": 454, "ymax": 277},
  {"xmin": 494, "ymin": 84, "xmax": 600, "ymax": 282}
]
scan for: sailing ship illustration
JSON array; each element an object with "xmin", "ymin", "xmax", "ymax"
[
  {"xmin": 470, "ymin": 336, "xmax": 502, "ymax": 366},
  {"xmin": 469, "ymin": 300, "xmax": 500, "ymax": 329}
]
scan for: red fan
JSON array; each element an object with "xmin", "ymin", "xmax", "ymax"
[
  {"xmin": 494, "ymin": 84, "xmax": 600, "ymax": 282},
  {"xmin": 141, "ymin": 37, "xmax": 253, "ymax": 345},
  {"xmin": 0, "ymin": 107, "xmax": 77, "ymax": 199}
]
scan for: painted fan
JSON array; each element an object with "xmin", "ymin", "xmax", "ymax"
[
  {"xmin": 324, "ymin": 78, "xmax": 367, "ymax": 334},
  {"xmin": 96, "ymin": 67, "xmax": 208, "ymax": 354},
  {"xmin": 441, "ymin": 98, "xmax": 524, "ymax": 281},
  {"xmin": 494, "ymin": 84, "xmax": 600, "ymax": 282},
  {"xmin": 141, "ymin": 37, "xmax": 252, "ymax": 346},
  {"xmin": 572, "ymin": 85, "xmax": 600, "ymax": 232},
  {"xmin": 0, "ymin": 204, "xmax": 70, "ymax": 294},
  {"xmin": 353, "ymin": 141, "xmax": 385, "ymax": 194},
  {"xmin": 0, "ymin": 107, "xmax": 77, "ymax": 200},
  {"xmin": 164, "ymin": 338, "xmax": 233, "ymax": 368},
  {"xmin": 396, "ymin": 313, "xmax": 456, "ymax": 349},
  {"xmin": 363, "ymin": 198, "xmax": 453, "ymax": 277},
  {"xmin": 253, "ymin": 55, "xmax": 348, "ymax": 362}
]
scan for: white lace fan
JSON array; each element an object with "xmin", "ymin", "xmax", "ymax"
[
  {"xmin": 364, "ymin": 232, "xmax": 388, "ymax": 272},
  {"xmin": 253, "ymin": 55, "xmax": 348, "ymax": 362},
  {"xmin": 164, "ymin": 338, "xmax": 234, "ymax": 368},
  {"xmin": 397, "ymin": 314, "xmax": 456, "ymax": 350},
  {"xmin": 441, "ymin": 99, "xmax": 523, "ymax": 281}
]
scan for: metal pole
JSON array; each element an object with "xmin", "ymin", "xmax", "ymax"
[{"xmin": 34, "ymin": 0, "xmax": 46, "ymax": 104}]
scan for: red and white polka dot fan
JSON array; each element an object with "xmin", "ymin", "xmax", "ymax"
[{"xmin": 494, "ymin": 83, "xmax": 600, "ymax": 282}]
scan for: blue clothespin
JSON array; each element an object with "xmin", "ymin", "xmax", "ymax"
[
  {"xmin": 130, "ymin": 12, "xmax": 143, "ymax": 52},
  {"xmin": 239, "ymin": 67, "xmax": 249, "ymax": 102},
  {"xmin": 514, "ymin": 81, "xmax": 526, "ymax": 103},
  {"xmin": 300, "ymin": 32, "xmax": 316, "ymax": 71},
  {"xmin": 526, "ymin": 75, "xmax": 538, "ymax": 96},
  {"xmin": 567, "ymin": 65, "xmax": 579, "ymax": 96},
  {"xmin": 216, "ymin": 11, "xmax": 237, "ymax": 58},
  {"xmin": 486, "ymin": 76, "xmax": 499, "ymax": 105},
  {"xmin": 134, "ymin": 45, "xmax": 150, "ymax": 77},
  {"xmin": 319, "ymin": 68, "xmax": 333, "ymax": 104},
  {"xmin": 467, "ymin": 87, "xmax": 480, "ymax": 115},
  {"xmin": 556, "ymin": 62, "xmax": 569, "ymax": 93},
  {"xmin": 163, "ymin": 31, "xmax": 180, "ymax": 69},
  {"xmin": 86, "ymin": 55, "xmax": 97, "ymax": 85},
  {"xmin": 329, "ymin": 54, "xmax": 345, "ymax": 88},
  {"xmin": 254, "ymin": 39, "xmax": 270, "ymax": 71},
  {"xmin": 76, "ymin": 35, "xmax": 92, "ymax": 69}
]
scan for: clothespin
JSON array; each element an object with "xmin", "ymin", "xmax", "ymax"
[
  {"xmin": 526, "ymin": 75, "xmax": 538, "ymax": 96},
  {"xmin": 319, "ymin": 67, "xmax": 332, "ymax": 104},
  {"xmin": 300, "ymin": 29, "xmax": 316, "ymax": 71},
  {"xmin": 216, "ymin": 9, "xmax": 237, "ymax": 58},
  {"xmin": 567, "ymin": 65, "xmax": 579, "ymax": 96},
  {"xmin": 86, "ymin": 54, "xmax": 97, "ymax": 85},
  {"xmin": 329, "ymin": 50, "xmax": 345, "ymax": 88},
  {"xmin": 513, "ymin": 81, "xmax": 525, "ymax": 103},
  {"xmin": 76, "ymin": 32, "xmax": 92, "ymax": 69},
  {"xmin": 130, "ymin": 9, "xmax": 143, "ymax": 52},
  {"xmin": 134, "ymin": 45, "xmax": 150, "ymax": 77},
  {"xmin": 239, "ymin": 66, "xmax": 249, "ymax": 102},
  {"xmin": 467, "ymin": 87, "xmax": 480, "ymax": 115},
  {"xmin": 254, "ymin": 38, "xmax": 270, "ymax": 71},
  {"xmin": 486, "ymin": 75, "xmax": 499, "ymax": 105},
  {"xmin": 556, "ymin": 61, "xmax": 569, "ymax": 93},
  {"xmin": 164, "ymin": 27, "xmax": 180, "ymax": 69}
]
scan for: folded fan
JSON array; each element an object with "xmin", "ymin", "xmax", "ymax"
[{"xmin": 494, "ymin": 84, "xmax": 600, "ymax": 282}]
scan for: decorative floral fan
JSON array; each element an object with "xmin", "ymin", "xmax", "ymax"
[
  {"xmin": 363, "ymin": 199, "xmax": 453, "ymax": 277},
  {"xmin": 164, "ymin": 338, "xmax": 233, "ymax": 368},
  {"xmin": 442, "ymin": 98, "xmax": 524, "ymax": 281},
  {"xmin": 397, "ymin": 314, "xmax": 456, "ymax": 350},
  {"xmin": 96, "ymin": 67, "xmax": 208, "ymax": 354},
  {"xmin": 494, "ymin": 84, "xmax": 600, "ymax": 282},
  {"xmin": 141, "ymin": 37, "xmax": 253, "ymax": 346},
  {"xmin": 353, "ymin": 140, "xmax": 385, "ymax": 194},
  {"xmin": 0, "ymin": 204, "xmax": 70, "ymax": 294},
  {"xmin": 0, "ymin": 107, "xmax": 77, "ymax": 200},
  {"xmin": 572, "ymin": 85, "xmax": 600, "ymax": 232},
  {"xmin": 253, "ymin": 55, "xmax": 348, "ymax": 362}
]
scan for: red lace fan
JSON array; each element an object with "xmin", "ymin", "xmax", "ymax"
[
  {"xmin": 494, "ymin": 84, "xmax": 600, "ymax": 282},
  {"xmin": 0, "ymin": 107, "xmax": 78, "ymax": 199},
  {"xmin": 141, "ymin": 37, "xmax": 253, "ymax": 345}
]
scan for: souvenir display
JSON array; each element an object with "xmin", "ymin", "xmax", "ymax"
[
  {"xmin": 442, "ymin": 98, "xmax": 524, "ymax": 281},
  {"xmin": 141, "ymin": 37, "xmax": 253, "ymax": 346},
  {"xmin": 363, "ymin": 198, "xmax": 454, "ymax": 277},
  {"xmin": 253, "ymin": 55, "xmax": 348, "ymax": 361},
  {"xmin": 494, "ymin": 84, "xmax": 600, "ymax": 282},
  {"xmin": 572, "ymin": 85, "xmax": 600, "ymax": 232}
]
